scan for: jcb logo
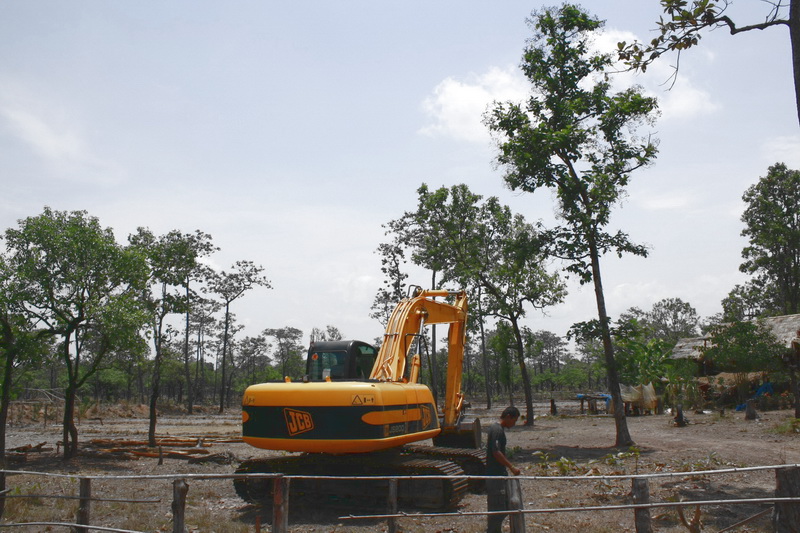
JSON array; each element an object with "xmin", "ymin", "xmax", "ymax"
[{"xmin": 284, "ymin": 408, "xmax": 314, "ymax": 436}]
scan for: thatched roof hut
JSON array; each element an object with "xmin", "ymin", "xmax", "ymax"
[{"xmin": 671, "ymin": 313, "xmax": 800, "ymax": 360}]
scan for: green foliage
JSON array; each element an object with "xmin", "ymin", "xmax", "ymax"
[
  {"xmin": 739, "ymin": 163, "xmax": 800, "ymax": 315},
  {"xmin": 701, "ymin": 320, "xmax": 785, "ymax": 374},
  {"xmin": 487, "ymin": 5, "xmax": 658, "ymax": 284},
  {"xmin": 486, "ymin": 4, "xmax": 659, "ymax": 445}
]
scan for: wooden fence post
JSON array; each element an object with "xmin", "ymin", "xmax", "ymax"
[
  {"xmin": 507, "ymin": 477, "xmax": 525, "ymax": 533},
  {"xmin": 550, "ymin": 399, "xmax": 558, "ymax": 415},
  {"xmin": 171, "ymin": 478, "xmax": 189, "ymax": 533},
  {"xmin": 632, "ymin": 478, "xmax": 652, "ymax": 533},
  {"xmin": 272, "ymin": 475, "xmax": 289, "ymax": 533},
  {"xmin": 387, "ymin": 477, "xmax": 398, "ymax": 533},
  {"xmin": 75, "ymin": 476, "xmax": 91, "ymax": 533},
  {"xmin": 773, "ymin": 466, "xmax": 800, "ymax": 532}
]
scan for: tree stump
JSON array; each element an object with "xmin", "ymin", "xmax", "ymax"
[{"xmin": 745, "ymin": 399, "xmax": 758, "ymax": 421}]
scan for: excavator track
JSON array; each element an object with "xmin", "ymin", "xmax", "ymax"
[
  {"xmin": 234, "ymin": 451, "xmax": 468, "ymax": 511},
  {"xmin": 403, "ymin": 444, "xmax": 486, "ymax": 492}
]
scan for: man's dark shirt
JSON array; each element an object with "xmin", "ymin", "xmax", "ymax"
[{"xmin": 485, "ymin": 421, "xmax": 507, "ymax": 476}]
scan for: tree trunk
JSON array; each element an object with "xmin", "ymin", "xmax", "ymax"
[
  {"xmin": 790, "ymin": 0, "xmax": 800, "ymax": 126},
  {"xmin": 510, "ymin": 318, "xmax": 535, "ymax": 426},
  {"xmin": 148, "ymin": 305, "xmax": 166, "ymax": 447},
  {"xmin": 0, "ymin": 331, "xmax": 16, "ymax": 518},
  {"xmin": 589, "ymin": 242, "xmax": 634, "ymax": 447},
  {"xmin": 219, "ymin": 303, "xmax": 231, "ymax": 415},
  {"xmin": 183, "ymin": 284, "xmax": 195, "ymax": 415},
  {"xmin": 477, "ymin": 290, "xmax": 492, "ymax": 409},
  {"xmin": 63, "ymin": 384, "xmax": 79, "ymax": 459},
  {"xmin": 148, "ymin": 350, "xmax": 162, "ymax": 447}
]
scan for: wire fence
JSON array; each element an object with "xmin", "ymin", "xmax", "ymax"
[{"xmin": 1, "ymin": 464, "xmax": 800, "ymax": 532}]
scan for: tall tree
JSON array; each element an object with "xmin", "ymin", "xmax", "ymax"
[
  {"xmin": 620, "ymin": 298, "xmax": 700, "ymax": 346},
  {"xmin": 0, "ymin": 251, "xmax": 49, "ymax": 513},
  {"xmin": 721, "ymin": 282, "xmax": 773, "ymax": 321},
  {"xmin": 264, "ymin": 327, "xmax": 304, "ymax": 379},
  {"xmin": 370, "ymin": 220, "xmax": 411, "ymax": 327},
  {"xmin": 740, "ymin": 163, "xmax": 800, "ymax": 315},
  {"xmin": 485, "ymin": 5, "xmax": 659, "ymax": 446},
  {"xmin": 129, "ymin": 228, "xmax": 215, "ymax": 446},
  {"xmin": 406, "ymin": 184, "xmax": 565, "ymax": 425},
  {"xmin": 208, "ymin": 260, "xmax": 270, "ymax": 414},
  {"xmin": 4, "ymin": 208, "xmax": 148, "ymax": 458},
  {"xmin": 618, "ymin": 0, "xmax": 800, "ymax": 126}
]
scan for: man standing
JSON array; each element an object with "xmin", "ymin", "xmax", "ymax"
[{"xmin": 486, "ymin": 405, "xmax": 521, "ymax": 533}]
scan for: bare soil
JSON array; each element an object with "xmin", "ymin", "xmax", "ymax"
[{"xmin": 2, "ymin": 401, "xmax": 799, "ymax": 532}]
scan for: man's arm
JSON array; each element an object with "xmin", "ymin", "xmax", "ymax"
[{"xmin": 492, "ymin": 449, "xmax": 521, "ymax": 476}]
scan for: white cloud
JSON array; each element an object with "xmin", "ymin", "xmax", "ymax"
[
  {"xmin": 0, "ymin": 84, "xmax": 123, "ymax": 184},
  {"xmin": 420, "ymin": 26, "xmax": 720, "ymax": 146},
  {"xmin": 418, "ymin": 66, "xmax": 529, "ymax": 143}
]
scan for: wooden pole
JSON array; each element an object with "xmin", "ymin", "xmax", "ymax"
[
  {"xmin": 507, "ymin": 478, "xmax": 525, "ymax": 533},
  {"xmin": 550, "ymin": 399, "xmax": 557, "ymax": 416},
  {"xmin": 272, "ymin": 475, "xmax": 289, "ymax": 533},
  {"xmin": 171, "ymin": 478, "xmax": 188, "ymax": 533},
  {"xmin": 387, "ymin": 478, "xmax": 398, "ymax": 533},
  {"xmin": 75, "ymin": 477, "xmax": 91, "ymax": 533},
  {"xmin": 773, "ymin": 466, "xmax": 800, "ymax": 532},
  {"xmin": 632, "ymin": 478, "xmax": 652, "ymax": 533}
]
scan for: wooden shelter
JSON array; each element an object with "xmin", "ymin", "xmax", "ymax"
[{"xmin": 671, "ymin": 313, "xmax": 800, "ymax": 361}]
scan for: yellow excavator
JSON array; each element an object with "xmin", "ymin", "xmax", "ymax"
[{"xmin": 234, "ymin": 287, "xmax": 483, "ymax": 510}]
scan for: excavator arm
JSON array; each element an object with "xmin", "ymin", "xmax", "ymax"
[{"xmin": 370, "ymin": 287, "xmax": 468, "ymax": 429}]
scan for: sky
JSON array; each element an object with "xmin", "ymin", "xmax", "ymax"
[{"xmin": 1, "ymin": 1, "xmax": 799, "ymax": 352}]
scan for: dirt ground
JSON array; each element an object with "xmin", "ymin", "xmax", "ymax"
[{"xmin": 2, "ymin": 400, "xmax": 799, "ymax": 532}]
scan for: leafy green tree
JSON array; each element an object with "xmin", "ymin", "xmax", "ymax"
[
  {"xmin": 0, "ymin": 251, "xmax": 50, "ymax": 513},
  {"xmin": 370, "ymin": 220, "xmax": 411, "ymax": 327},
  {"xmin": 555, "ymin": 357, "xmax": 591, "ymax": 390},
  {"xmin": 129, "ymin": 228, "xmax": 216, "ymax": 445},
  {"xmin": 487, "ymin": 323, "xmax": 516, "ymax": 405},
  {"xmin": 264, "ymin": 327, "xmax": 305, "ymax": 379},
  {"xmin": 721, "ymin": 282, "xmax": 772, "ymax": 322},
  {"xmin": 208, "ymin": 260, "xmax": 270, "ymax": 413},
  {"xmin": 740, "ymin": 163, "xmax": 800, "ymax": 315},
  {"xmin": 405, "ymin": 184, "xmax": 565, "ymax": 425},
  {"xmin": 524, "ymin": 329, "xmax": 568, "ymax": 380},
  {"xmin": 309, "ymin": 325, "xmax": 344, "ymax": 343},
  {"xmin": 4, "ymin": 208, "xmax": 149, "ymax": 458},
  {"xmin": 620, "ymin": 298, "xmax": 699, "ymax": 346},
  {"xmin": 618, "ymin": 0, "xmax": 800, "ymax": 126},
  {"xmin": 485, "ymin": 5, "xmax": 659, "ymax": 446},
  {"xmin": 613, "ymin": 319, "xmax": 673, "ymax": 386},
  {"xmin": 186, "ymin": 295, "xmax": 220, "ymax": 405},
  {"xmin": 236, "ymin": 334, "xmax": 271, "ymax": 385},
  {"xmin": 700, "ymin": 319, "xmax": 785, "ymax": 403}
]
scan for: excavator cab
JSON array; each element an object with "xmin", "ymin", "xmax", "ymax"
[{"xmin": 306, "ymin": 340, "xmax": 378, "ymax": 381}]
